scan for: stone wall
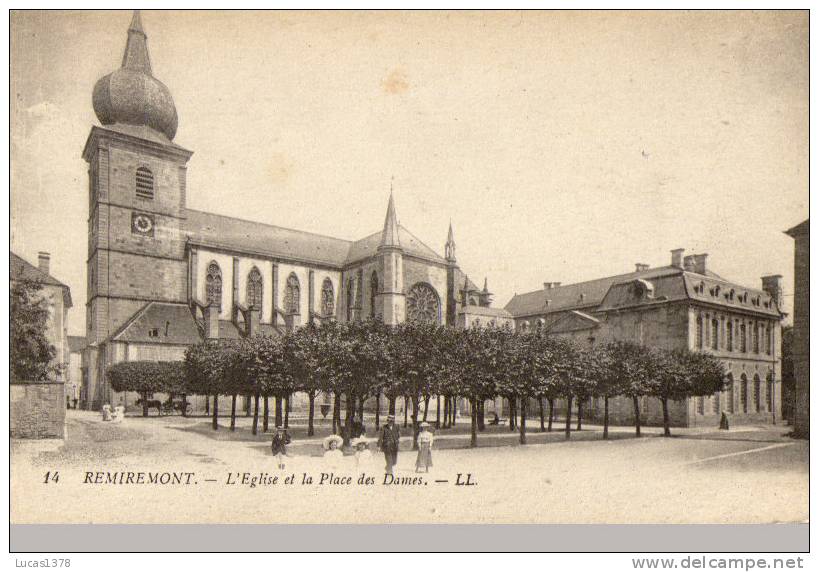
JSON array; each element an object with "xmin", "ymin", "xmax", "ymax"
[{"xmin": 10, "ymin": 381, "xmax": 66, "ymax": 439}]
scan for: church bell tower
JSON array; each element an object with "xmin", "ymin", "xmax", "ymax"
[{"xmin": 83, "ymin": 11, "xmax": 193, "ymax": 407}]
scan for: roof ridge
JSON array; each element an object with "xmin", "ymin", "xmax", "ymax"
[
  {"xmin": 10, "ymin": 252, "xmax": 69, "ymax": 288},
  {"xmin": 110, "ymin": 301, "xmax": 154, "ymax": 341},
  {"xmin": 185, "ymin": 208, "xmax": 355, "ymax": 245}
]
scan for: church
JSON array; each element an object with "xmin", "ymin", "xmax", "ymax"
[{"xmin": 82, "ymin": 12, "xmax": 510, "ymax": 410}]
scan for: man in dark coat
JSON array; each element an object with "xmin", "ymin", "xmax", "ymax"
[{"xmin": 378, "ymin": 414, "xmax": 400, "ymax": 474}]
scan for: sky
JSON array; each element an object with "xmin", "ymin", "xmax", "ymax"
[{"xmin": 10, "ymin": 10, "xmax": 808, "ymax": 335}]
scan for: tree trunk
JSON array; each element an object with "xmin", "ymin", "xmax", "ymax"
[
  {"xmin": 470, "ymin": 397, "xmax": 478, "ymax": 448},
  {"xmin": 477, "ymin": 399, "xmax": 485, "ymax": 431},
  {"xmin": 284, "ymin": 393, "xmax": 290, "ymax": 429},
  {"xmin": 344, "ymin": 392, "xmax": 354, "ymax": 447},
  {"xmin": 422, "ymin": 395, "xmax": 430, "ymax": 422},
  {"xmin": 452, "ymin": 396, "xmax": 458, "ymax": 426},
  {"xmin": 509, "ymin": 396, "xmax": 516, "ymax": 431},
  {"xmin": 576, "ymin": 399, "xmax": 583, "ymax": 431},
  {"xmin": 633, "ymin": 395, "xmax": 642, "ymax": 437},
  {"xmin": 388, "ymin": 396, "xmax": 396, "ymax": 416},
  {"xmin": 539, "ymin": 397, "xmax": 545, "ymax": 432},
  {"xmin": 519, "ymin": 397, "xmax": 527, "ymax": 444},
  {"xmin": 275, "ymin": 396, "xmax": 283, "ymax": 429},
  {"xmin": 357, "ymin": 394, "xmax": 365, "ymax": 421},
  {"xmin": 374, "ymin": 391, "xmax": 381, "ymax": 429},
  {"xmin": 332, "ymin": 392, "xmax": 340, "ymax": 434},
  {"xmin": 307, "ymin": 391, "xmax": 315, "ymax": 437},
  {"xmin": 230, "ymin": 394, "xmax": 237, "ymax": 431},
  {"xmin": 436, "ymin": 395, "xmax": 441, "ymax": 429},
  {"xmin": 263, "ymin": 396, "xmax": 269, "ymax": 433},
  {"xmin": 181, "ymin": 393, "xmax": 188, "ymax": 418},
  {"xmin": 603, "ymin": 396, "xmax": 610, "ymax": 439},
  {"xmin": 252, "ymin": 392, "xmax": 260, "ymax": 436},
  {"xmin": 245, "ymin": 394, "xmax": 251, "ymax": 417},
  {"xmin": 403, "ymin": 396, "xmax": 409, "ymax": 427},
  {"xmin": 411, "ymin": 394, "xmax": 420, "ymax": 450},
  {"xmin": 564, "ymin": 395, "xmax": 573, "ymax": 440},
  {"xmin": 212, "ymin": 394, "xmax": 219, "ymax": 430},
  {"xmin": 142, "ymin": 391, "xmax": 149, "ymax": 417},
  {"xmin": 443, "ymin": 396, "xmax": 449, "ymax": 428},
  {"xmin": 547, "ymin": 398, "xmax": 554, "ymax": 432},
  {"xmin": 661, "ymin": 397, "xmax": 671, "ymax": 437},
  {"xmin": 205, "ymin": 395, "xmax": 210, "ymax": 415}
]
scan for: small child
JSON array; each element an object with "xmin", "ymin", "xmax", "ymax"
[
  {"xmin": 271, "ymin": 426, "xmax": 291, "ymax": 470},
  {"xmin": 352, "ymin": 437, "xmax": 372, "ymax": 468}
]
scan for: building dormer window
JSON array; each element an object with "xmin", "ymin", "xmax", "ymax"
[{"xmin": 135, "ymin": 166, "xmax": 154, "ymax": 199}]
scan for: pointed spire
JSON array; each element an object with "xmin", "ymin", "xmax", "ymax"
[
  {"xmin": 122, "ymin": 10, "xmax": 152, "ymax": 74},
  {"xmin": 379, "ymin": 190, "xmax": 401, "ymax": 249},
  {"xmin": 483, "ymin": 277, "xmax": 489, "ymax": 293},
  {"xmin": 445, "ymin": 219, "xmax": 457, "ymax": 262}
]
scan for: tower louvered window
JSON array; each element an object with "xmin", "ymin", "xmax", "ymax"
[{"xmin": 135, "ymin": 167, "xmax": 154, "ymax": 199}]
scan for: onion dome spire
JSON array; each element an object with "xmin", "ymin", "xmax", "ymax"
[{"xmin": 92, "ymin": 10, "xmax": 179, "ymax": 141}]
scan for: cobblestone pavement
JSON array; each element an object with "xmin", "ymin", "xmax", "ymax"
[{"xmin": 11, "ymin": 410, "xmax": 808, "ymax": 525}]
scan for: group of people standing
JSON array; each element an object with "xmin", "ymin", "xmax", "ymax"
[{"xmin": 271, "ymin": 414, "xmax": 435, "ymax": 474}]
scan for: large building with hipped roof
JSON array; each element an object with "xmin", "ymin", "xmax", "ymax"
[
  {"xmin": 82, "ymin": 12, "xmax": 508, "ymax": 410},
  {"xmin": 505, "ymin": 250, "xmax": 785, "ymax": 427}
]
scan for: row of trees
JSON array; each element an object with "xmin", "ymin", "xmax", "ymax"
[{"xmin": 107, "ymin": 319, "xmax": 727, "ymax": 445}]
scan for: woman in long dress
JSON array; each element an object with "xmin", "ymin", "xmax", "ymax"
[{"xmin": 415, "ymin": 422, "xmax": 434, "ymax": 473}]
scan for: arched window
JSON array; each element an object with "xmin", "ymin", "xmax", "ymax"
[
  {"xmin": 726, "ymin": 320, "xmax": 733, "ymax": 351},
  {"xmin": 765, "ymin": 324, "xmax": 772, "ymax": 355},
  {"xmin": 246, "ymin": 266, "xmax": 263, "ymax": 312},
  {"xmin": 696, "ymin": 315, "xmax": 703, "ymax": 348},
  {"xmin": 370, "ymin": 272, "xmax": 379, "ymax": 318},
  {"xmin": 739, "ymin": 323, "xmax": 747, "ymax": 352},
  {"xmin": 752, "ymin": 322, "xmax": 759, "ymax": 353},
  {"xmin": 473, "ymin": 318, "xmax": 481, "ymax": 328},
  {"xmin": 766, "ymin": 372, "xmax": 773, "ymax": 412},
  {"xmin": 205, "ymin": 262, "xmax": 222, "ymax": 310},
  {"xmin": 283, "ymin": 273, "xmax": 300, "ymax": 315},
  {"xmin": 711, "ymin": 318, "xmax": 719, "ymax": 350},
  {"xmin": 726, "ymin": 373, "xmax": 735, "ymax": 413},
  {"xmin": 346, "ymin": 279, "xmax": 355, "ymax": 321},
  {"xmin": 753, "ymin": 374, "xmax": 761, "ymax": 412},
  {"xmin": 740, "ymin": 374, "xmax": 748, "ymax": 413},
  {"xmin": 519, "ymin": 321, "xmax": 529, "ymax": 333},
  {"xmin": 406, "ymin": 282, "xmax": 441, "ymax": 324},
  {"xmin": 321, "ymin": 278, "xmax": 335, "ymax": 317},
  {"xmin": 135, "ymin": 166, "xmax": 154, "ymax": 199}
]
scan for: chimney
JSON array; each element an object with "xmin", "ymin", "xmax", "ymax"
[
  {"xmin": 692, "ymin": 253, "xmax": 708, "ymax": 275},
  {"xmin": 671, "ymin": 248, "xmax": 685, "ymax": 269},
  {"xmin": 203, "ymin": 304, "xmax": 220, "ymax": 339},
  {"xmin": 635, "ymin": 263, "xmax": 650, "ymax": 272},
  {"xmin": 761, "ymin": 275, "xmax": 783, "ymax": 308},
  {"xmin": 37, "ymin": 252, "xmax": 51, "ymax": 276},
  {"xmin": 683, "ymin": 255, "xmax": 696, "ymax": 272},
  {"xmin": 542, "ymin": 282, "xmax": 561, "ymax": 290}
]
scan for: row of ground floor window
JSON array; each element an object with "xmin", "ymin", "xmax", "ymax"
[{"xmin": 98, "ymin": 373, "xmax": 780, "ymax": 429}]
